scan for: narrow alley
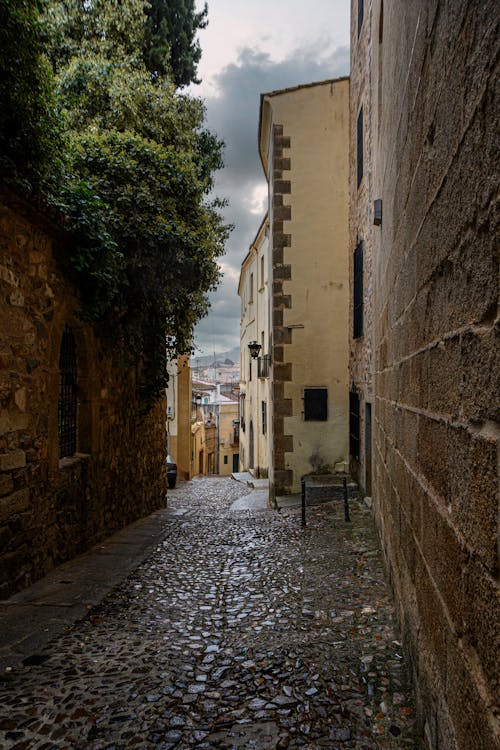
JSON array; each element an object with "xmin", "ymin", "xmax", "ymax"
[{"xmin": 0, "ymin": 478, "xmax": 419, "ymax": 749}]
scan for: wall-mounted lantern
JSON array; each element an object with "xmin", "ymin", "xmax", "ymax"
[{"xmin": 248, "ymin": 341, "xmax": 262, "ymax": 359}]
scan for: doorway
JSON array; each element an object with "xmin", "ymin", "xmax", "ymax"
[{"xmin": 365, "ymin": 402, "xmax": 372, "ymax": 496}]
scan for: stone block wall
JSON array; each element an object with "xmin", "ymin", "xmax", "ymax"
[
  {"xmin": 0, "ymin": 190, "xmax": 167, "ymax": 598},
  {"xmin": 349, "ymin": 0, "xmax": 375, "ymax": 496},
  {"xmin": 369, "ymin": 3, "xmax": 499, "ymax": 747}
]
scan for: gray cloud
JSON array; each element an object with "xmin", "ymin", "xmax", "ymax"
[{"xmin": 194, "ymin": 42, "xmax": 350, "ymax": 355}]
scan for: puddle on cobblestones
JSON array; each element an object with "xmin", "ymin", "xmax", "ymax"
[{"xmin": 0, "ymin": 477, "xmax": 420, "ymax": 749}]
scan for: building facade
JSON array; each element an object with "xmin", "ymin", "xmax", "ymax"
[
  {"xmin": 238, "ymin": 216, "xmax": 271, "ymax": 478},
  {"xmin": 0, "ymin": 190, "xmax": 167, "ymax": 598},
  {"xmin": 165, "ymin": 355, "xmax": 192, "ymax": 480},
  {"xmin": 350, "ymin": 2, "xmax": 499, "ymax": 747},
  {"xmin": 258, "ymin": 79, "xmax": 350, "ymax": 500}
]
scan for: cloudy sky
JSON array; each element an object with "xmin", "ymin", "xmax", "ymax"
[{"xmin": 191, "ymin": 0, "xmax": 351, "ymax": 357}]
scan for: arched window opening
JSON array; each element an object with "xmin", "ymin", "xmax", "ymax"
[{"xmin": 58, "ymin": 325, "xmax": 77, "ymax": 458}]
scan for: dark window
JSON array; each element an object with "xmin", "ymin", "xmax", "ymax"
[
  {"xmin": 58, "ymin": 325, "xmax": 77, "ymax": 458},
  {"xmin": 240, "ymin": 395, "xmax": 246, "ymax": 432},
  {"xmin": 353, "ymin": 241, "xmax": 364, "ymax": 338},
  {"xmin": 261, "ymin": 401, "xmax": 267, "ymax": 434},
  {"xmin": 304, "ymin": 388, "xmax": 328, "ymax": 421},
  {"xmin": 349, "ymin": 390, "xmax": 360, "ymax": 461},
  {"xmin": 357, "ymin": 107, "xmax": 364, "ymax": 187},
  {"xmin": 258, "ymin": 354, "xmax": 270, "ymax": 378},
  {"xmin": 358, "ymin": 0, "xmax": 364, "ymax": 37},
  {"xmin": 224, "ymin": 455, "xmax": 228, "ymax": 465},
  {"xmin": 232, "ymin": 419, "xmax": 240, "ymax": 445}
]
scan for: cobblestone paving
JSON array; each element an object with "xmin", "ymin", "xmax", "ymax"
[{"xmin": 0, "ymin": 477, "xmax": 420, "ymax": 749}]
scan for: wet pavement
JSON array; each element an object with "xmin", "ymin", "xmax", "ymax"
[{"xmin": 0, "ymin": 476, "xmax": 420, "ymax": 749}]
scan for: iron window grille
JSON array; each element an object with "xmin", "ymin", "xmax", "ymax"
[
  {"xmin": 353, "ymin": 241, "xmax": 364, "ymax": 338},
  {"xmin": 261, "ymin": 401, "xmax": 267, "ymax": 434},
  {"xmin": 349, "ymin": 389, "xmax": 360, "ymax": 461},
  {"xmin": 58, "ymin": 325, "xmax": 77, "ymax": 458},
  {"xmin": 304, "ymin": 388, "xmax": 328, "ymax": 421}
]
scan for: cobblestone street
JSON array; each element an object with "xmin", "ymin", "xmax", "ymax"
[{"xmin": 0, "ymin": 477, "xmax": 419, "ymax": 749}]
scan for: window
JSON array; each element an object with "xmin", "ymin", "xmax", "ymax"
[
  {"xmin": 357, "ymin": 0, "xmax": 364, "ymax": 37},
  {"xmin": 58, "ymin": 325, "xmax": 77, "ymax": 458},
  {"xmin": 349, "ymin": 390, "xmax": 360, "ymax": 460},
  {"xmin": 260, "ymin": 255, "xmax": 265, "ymax": 288},
  {"xmin": 258, "ymin": 354, "xmax": 270, "ymax": 378},
  {"xmin": 224, "ymin": 455, "xmax": 228, "ymax": 465},
  {"xmin": 304, "ymin": 388, "xmax": 328, "ymax": 421},
  {"xmin": 232, "ymin": 419, "xmax": 240, "ymax": 445},
  {"xmin": 240, "ymin": 394, "xmax": 246, "ymax": 432},
  {"xmin": 249, "ymin": 273, "xmax": 254, "ymax": 303},
  {"xmin": 357, "ymin": 107, "xmax": 364, "ymax": 187},
  {"xmin": 261, "ymin": 401, "xmax": 267, "ymax": 434},
  {"xmin": 353, "ymin": 241, "xmax": 364, "ymax": 338}
]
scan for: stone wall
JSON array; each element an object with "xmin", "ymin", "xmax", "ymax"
[
  {"xmin": 366, "ymin": 2, "xmax": 499, "ymax": 748},
  {"xmin": 349, "ymin": 0, "xmax": 374, "ymax": 496},
  {"xmin": 0, "ymin": 190, "xmax": 167, "ymax": 598}
]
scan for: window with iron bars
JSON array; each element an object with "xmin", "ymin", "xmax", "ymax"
[
  {"xmin": 58, "ymin": 325, "xmax": 77, "ymax": 458},
  {"xmin": 353, "ymin": 241, "xmax": 364, "ymax": 338},
  {"xmin": 261, "ymin": 401, "xmax": 267, "ymax": 434}
]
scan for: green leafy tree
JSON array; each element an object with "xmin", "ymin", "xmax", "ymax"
[
  {"xmin": 44, "ymin": 0, "xmax": 228, "ymax": 405},
  {"xmin": 0, "ymin": 0, "xmax": 64, "ymax": 191},
  {"xmin": 143, "ymin": 0, "xmax": 208, "ymax": 87}
]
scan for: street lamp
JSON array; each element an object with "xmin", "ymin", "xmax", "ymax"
[{"xmin": 248, "ymin": 341, "xmax": 262, "ymax": 359}]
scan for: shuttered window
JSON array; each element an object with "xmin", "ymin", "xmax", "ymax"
[
  {"xmin": 304, "ymin": 388, "xmax": 328, "ymax": 421},
  {"xmin": 353, "ymin": 241, "xmax": 364, "ymax": 338}
]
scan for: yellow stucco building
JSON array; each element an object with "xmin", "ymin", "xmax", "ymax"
[
  {"xmin": 257, "ymin": 78, "xmax": 350, "ymax": 500},
  {"xmin": 238, "ymin": 216, "xmax": 271, "ymax": 477}
]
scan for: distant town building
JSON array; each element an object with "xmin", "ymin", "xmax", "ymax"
[{"xmin": 191, "ymin": 382, "xmax": 239, "ymax": 477}]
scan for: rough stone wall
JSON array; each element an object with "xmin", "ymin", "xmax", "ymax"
[
  {"xmin": 369, "ymin": 3, "xmax": 499, "ymax": 748},
  {"xmin": 0, "ymin": 191, "xmax": 167, "ymax": 598},
  {"xmin": 349, "ymin": 0, "xmax": 374, "ymax": 495},
  {"xmin": 270, "ymin": 123, "xmax": 294, "ymax": 497}
]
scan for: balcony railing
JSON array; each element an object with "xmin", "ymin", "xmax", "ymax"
[{"xmin": 257, "ymin": 354, "xmax": 270, "ymax": 378}]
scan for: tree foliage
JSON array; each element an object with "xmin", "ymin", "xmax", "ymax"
[
  {"xmin": 0, "ymin": 0, "xmax": 226, "ymax": 405},
  {"xmin": 144, "ymin": 0, "xmax": 208, "ymax": 87},
  {"xmin": 0, "ymin": 0, "xmax": 64, "ymax": 191}
]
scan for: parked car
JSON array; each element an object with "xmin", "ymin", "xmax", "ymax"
[{"xmin": 166, "ymin": 454, "xmax": 177, "ymax": 489}]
